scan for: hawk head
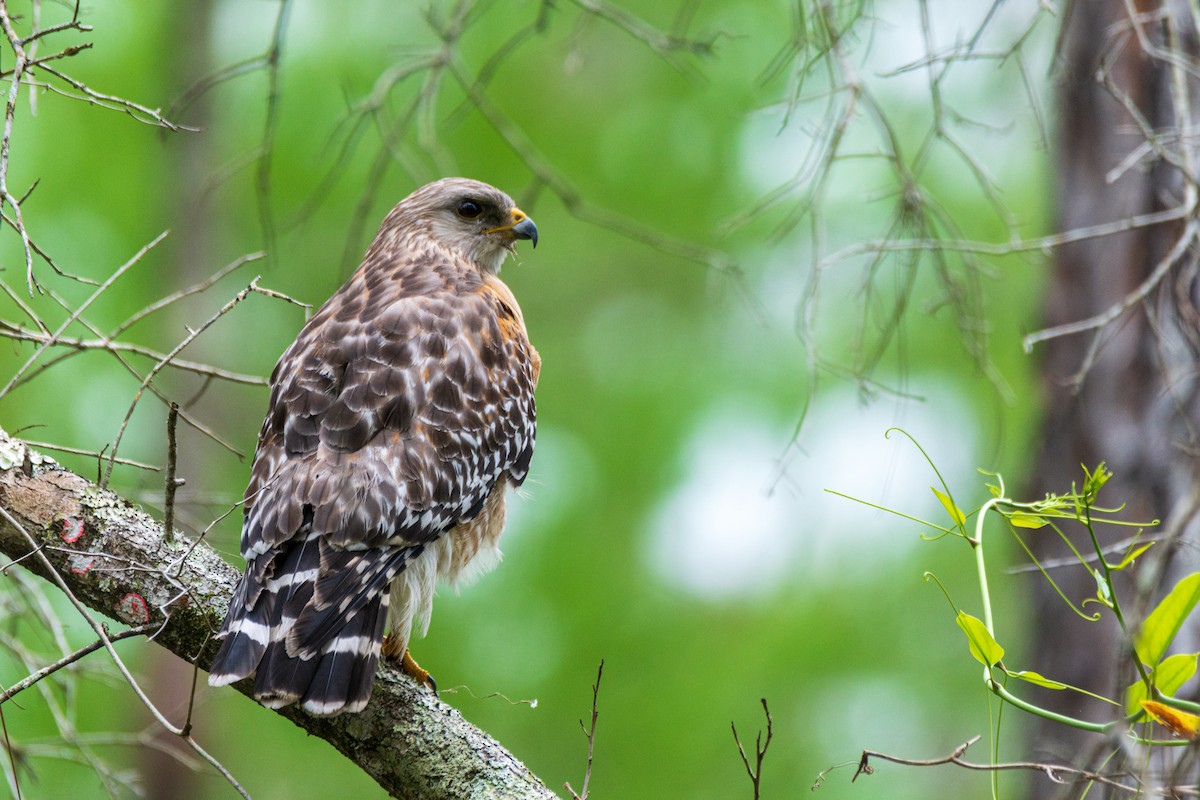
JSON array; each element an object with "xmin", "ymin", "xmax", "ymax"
[{"xmin": 386, "ymin": 177, "xmax": 538, "ymax": 274}]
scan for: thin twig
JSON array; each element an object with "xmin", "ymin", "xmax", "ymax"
[
  {"xmin": 1007, "ymin": 532, "xmax": 1154, "ymax": 573},
  {"xmin": 0, "ymin": 204, "xmax": 93, "ymax": 283},
  {"xmin": 250, "ymin": 283, "xmax": 311, "ymax": 308},
  {"xmin": 14, "ymin": 41, "xmax": 92, "ymax": 71},
  {"xmin": 166, "ymin": 54, "xmax": 270, "ymax": 121},
  {"xmin": 567, "ymin": 0, "xmax": 717, "ymax": 77},
  {"xmin": 110, "ymin": 251, "xmax": 266, "ymax": 337},
  {"xmin": 1023, "ymin": 218, "xmax": 1200, "ymax": 352},
  {"xmin": 0, "ymin": 325, "xmax": 267, "ymax": 387},
  {"xmin": 2, "ymin": 285, "xmax": 253, "ymax": 460},
  {"xmin": 0, "ymin": 705, "xmax": 16, "ymax": 800},
  {"xmin": 19, "ymin": 19, "xmax": 92, "ymax": 46},
  {"xmin": 565, "ymin": 660, "xmax": 604, "ymax": 800},
  {"xmin": 0, "ymin": 230, "xmax": 170, "ymax": 401},
  {"xmin": 731, "ymin": 698, "xmax": 773, "ymax": 800},
  {"xmin": 255, "ymin": 0, "xmax": 293, "ymax": 265},
  {"xmin": 32, "ymin": 64, "xmax": 193, "ymax": 131},
  {"xmin": 850, "ymin": 736, "xmax": 1148, "ymax": 794},
  {"xmin": 0, "ymin": 0, "xmax": 37, "ymax": 294},
  {"xmin": 168, "ymin": 495, "xmax": 245, "ymax": 578},
  {"xmin": 0, "ymin": 623, "xmax": 158, "ymax": 705},
  {"xmin": 15, "ymin": 440, "xmax": 159, "ymax": 471},
  {"xmin": 102, "ymin": 278, "xmax": 264, "ymax": 487},
  {"xmin": 163, "ymin": 403, "xmax": 180, "ymax": 544}
]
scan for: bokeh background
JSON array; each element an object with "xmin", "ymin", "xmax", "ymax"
[{"xmin": 0, "ymin": 1, "xmax": 1060, "ymax": 797}]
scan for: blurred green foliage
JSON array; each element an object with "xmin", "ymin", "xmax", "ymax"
[{"xmin": 0, "ymin": 0, "xmax": 1058, "ymax": 797}]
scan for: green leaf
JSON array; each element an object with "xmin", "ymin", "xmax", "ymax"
[
  {"xmin": 1008, "ymin": 670, "xmax": 1067, "ymax": 690},
  {"xmin": 1007, "ymin": 512, "xmax": 1048, "ymax": 529},
  {"xmin": 1108, "ymin": 542, "xmax": 1154, "ymax": 572},
  {"xmin": 956, "ymin": 611, "xmax": 1004, "ymax": 666},
  {"xmin": 1126, "ymin": 653, "xmax": 1199, "ymax": 716},
  {"xmin": 1157, "ymin": 653, "xmax": 1197, "ymax": 695},
  {"xmin": 932, "ymin": 486, "xmax": 965, "ymax": 527},
  {"xmin": 1125, "ymin": 682, "xmax": 1146, "ymax": 718},
  {"xmin": 1093, "ymin": 568, "xmax": 1112, "ymax": 606},
  {"xmin": 1136, "ymin": 572, "xmax": 1200, "ymax": 667},
  {"xmin": 1081, "ymin": 462, "xmax": 1111, "ymax": 503}
]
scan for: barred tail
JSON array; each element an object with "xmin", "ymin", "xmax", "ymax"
[
  {"xmin": 207, "ymin": 574, "xmax": 273, "ymax": 686},
  {"xmin": 208, "ymin": 533, "xmax": 419, "ymax": 716},
  {"xmin": 255, "ymin": 590, "xmax": 389, "ymax": 715}
]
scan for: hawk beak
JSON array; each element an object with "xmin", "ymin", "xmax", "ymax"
[
  {"xmin": 487, "ymin": 208, "xmax": 539, "ymax": 248},
  {"xmin": 512, "ymin": 215, "xmax": 538, "ymax": 248}
]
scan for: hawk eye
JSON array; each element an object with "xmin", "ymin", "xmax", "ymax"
[{"xmin": 456, "ymin": 200, "xmax": 483, "ymax": 219}]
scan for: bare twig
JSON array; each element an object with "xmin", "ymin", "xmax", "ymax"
[
  {"xmin": 110, "ymin": 251, "xmax": 266, "ymax": 337},
  {"xmin": 19, "ymin": 19, "xmax": 92, "ymax": 46},
  {"xmin": 1007, "ymin": 532, "xmax": 1154, "ymax": 573},
  {"xmin": 0, "ymin": 230, "xmax": 170, "ymax": 401},
  {"xmin": 567, "ymin": 0, "xmax": 717, "ymax": 76},
  {"xmin": 249, "ymin": 283, "xmax": 311, "ymax": 308},
  {"xmin": 0, "ymin": 698, "xmax": 18, "ymax": 800},
  {"xmin": 1, "ymin": 279, "xmax": 255, "ymax": 461},
  {"xmin": 565, "ymin": 659, "xmax": 604, "ymax": 800},
  {"xmin": 731, "ymin": 698, "xmax": 773, "ymax": 800},
  {"xmin": 16, "ymin": 41, "xmax": 92, "ymax": 71},
  {"xmin": 167, "ymin": 54, "xmax": 271, "ymax": 121},
  {"xmin": 0, "ymin": 623, "xmax": 159, "ymax": 705},
  {"xmin": 32, "ymin": 64, "xmax": 194, "ymax": 131},
  {"xmin": 101, "ymin": 278, "xmax": 265, "ymax": 487},
  {"xmin": 849, "ymin": 736, "xmax": 1151, "ymax": 794},
  {"xmin": 0, "ymin": 325, "xmax": 267, "ymax": 387},
  {"xmin": 255, "ymin": 0, "xmax": 293, "ymax": 264},
  {"xmin": 1023, "ymin": 218, "xmax": 1200, "ymax": 354},
  {"xmin": 163, "ymin": 403, "xmax": 180, "ymax": 544},
  {"xmin": 0, "ymin": 0, "xmax": 38, "ymax": 295},
  {"xmin": 15, "ymin": 440, "xmax": 159, "ymax": 471},
  {"xmin": 0, "ymin": 0, "xmax": 192, "ymax": 301}
]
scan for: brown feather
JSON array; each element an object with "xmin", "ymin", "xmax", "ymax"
[{"xmin": 209, "ymin": 178, "xmax": 539, "ymax": 715}]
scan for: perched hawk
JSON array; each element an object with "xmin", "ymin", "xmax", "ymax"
[{"xmin": 208, "ymin": 178, "xmax": 540, "ymax": 715}]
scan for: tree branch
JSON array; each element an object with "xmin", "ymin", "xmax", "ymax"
[{"xmin": 0, "ymin": 429, "xmax": 555, "ymax": 800}]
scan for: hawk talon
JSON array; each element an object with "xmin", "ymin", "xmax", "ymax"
[{"xmin": 395, "ymin": 644, "xmax": 438, "ymax": 695}]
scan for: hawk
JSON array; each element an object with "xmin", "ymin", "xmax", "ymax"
[{"xmin": 208, "ymin": 178, "xmax": 540, "ymax": 715}]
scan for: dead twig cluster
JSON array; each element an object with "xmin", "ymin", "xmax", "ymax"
[{"xmin": 0, "ymin": 0, "xmax": 191, "ymax": 298}]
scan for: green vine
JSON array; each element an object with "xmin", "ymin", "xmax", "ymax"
[{"xmin": 831, "ymin": 433, "xmax": 1200, "ymax": 796}]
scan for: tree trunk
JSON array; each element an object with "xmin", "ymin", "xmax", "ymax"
[
  {"xmin": 1029, "ymin": 1, "xmax": 1200, "ymax": 795},
  {"xmin": 142, "ymin": 4, "xmax": 219, "ymax": 797}
]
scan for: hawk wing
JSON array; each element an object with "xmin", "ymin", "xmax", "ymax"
[{"xmin": 209, "ymin": 263, "xmax": 538, "ymax": 714}]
